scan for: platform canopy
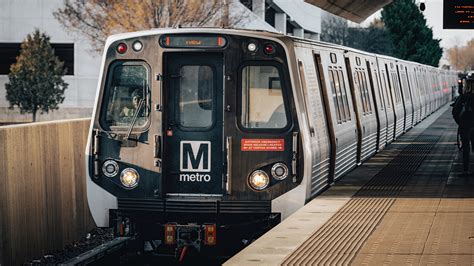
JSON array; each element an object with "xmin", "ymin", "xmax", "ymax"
[{"xmin": 304, "ymin": 0, "xmax": 393, "ymax": 23}]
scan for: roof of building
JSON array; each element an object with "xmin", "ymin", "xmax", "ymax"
[{"xmin": 270, "ymin": 0, "xmax": 321, "ymax": 34}]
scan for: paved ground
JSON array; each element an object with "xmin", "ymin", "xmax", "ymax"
[{"xmin": 225, "ymin": 105, "xmax": 474, "ymax": 265}]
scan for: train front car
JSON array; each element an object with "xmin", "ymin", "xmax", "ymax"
[{"xmin": 85, "ymin": 29, "xmax": 303, "ymax": 257}]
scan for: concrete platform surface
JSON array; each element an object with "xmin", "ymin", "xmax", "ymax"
[{"xmin": 225, "ymin": 105, "xmax": 474, "ymax": 266}]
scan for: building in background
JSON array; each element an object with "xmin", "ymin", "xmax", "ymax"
[
  {"xmin": 0, "ymin": 0, "xmax": 321, "ymax": 123},
  {"xmin": 0, "ymin": 0, "xmax": 99, "ymax": 123}
]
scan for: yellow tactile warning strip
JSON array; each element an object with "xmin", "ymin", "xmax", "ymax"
[
  {"xmin": 351, "ymin": 127, "xmax": 474, "ymax": 266},
  {"xmin": 224, "ymin": 107, "xmax": 473, "ymax": 266},
  {"xmin": 282, "ymin": 134, "xmax": 441, "ymax": 265},
  {"xmin": 281, "ymin": 198, "xmax": 395, "ymax": 265}
]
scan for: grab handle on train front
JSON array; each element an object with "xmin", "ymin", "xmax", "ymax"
[
  {"xmin": 154, "ymin": 134, "xmax": 162, "ymax": 172},
  {"xmin": 154, "ymin": 134, "xmax": 162, "ymax": 159},
  {"xmin": 225, "ymin": 136, "xmax": 232, "ymax": 195}
]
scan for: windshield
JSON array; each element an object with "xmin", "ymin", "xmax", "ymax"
[
  {"xmin": 241, "ymin": 65, "xmax": 288, "ymax": 129},
  {"xmin": 101, "ymin": 63, "xmax": 149, "ymax": 130}
]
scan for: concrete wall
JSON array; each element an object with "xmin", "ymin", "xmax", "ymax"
[
  {"xmin": 0, "ymin": 0, "xmax": 99, "ymax": 123},
  {"xmin": 0, "ymin": 119, "xmax": 95, "ymax": 265}
]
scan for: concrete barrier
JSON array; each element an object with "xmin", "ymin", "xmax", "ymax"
[{"xmin": 0, "ymin": 118, "xmax": 95, "ymax": 265}]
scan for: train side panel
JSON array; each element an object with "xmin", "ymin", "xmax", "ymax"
[
  {"xmin": 406, "ymin": 63, "xmax": 422, "ymax": 125},
  {"xmin": 316, "ymin": 48, "xmax": 358, "ymax": 182},
  {"xmin": 397, "ymin": 62, "xmax": 414, "ymax": 131},
  {"xmin": 345, "ymin": 52, "xmax": 378, "ymax": 163},
  {"xmin": 367, "ymin": 57, "xmax": 389, "ymax": 151},
  {"xmin": 293, "ymin": 42, "xmax": 332, "ymax": 199}
]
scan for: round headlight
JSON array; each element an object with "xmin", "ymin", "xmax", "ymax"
[
  {"xmin": 247, "ymin": 42, "xmax": 257, "ymax": 52},
  {"xmin": 132, "ymin": 41, "xmax": 143, "ymax": 52},
  {"xmin": 271, "ymin": 163, "xmax": 289, "ymax": 180},
  {"xmin": 249, "ymin": 170, "xmax": 270, "ymax": 191},
  {"xmin": 120, "ymin": 168, "xmax": 139, "ymax": 189},
  {"xmin": 102, "ymin": 160, "xmax": 119, "ymax": 177}
]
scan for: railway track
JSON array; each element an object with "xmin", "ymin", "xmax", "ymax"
[{"xmin": 59, "ymin": 237, "xmax": 132, "ymax": 265}]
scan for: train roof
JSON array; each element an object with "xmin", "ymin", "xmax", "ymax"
[
  {"xmin": 105, "ymin": 27, "xmax": 453, "ymax": 72},
  {"xmin": 105, "ymin": 27, "xmax": 289, "ymax": 46}
]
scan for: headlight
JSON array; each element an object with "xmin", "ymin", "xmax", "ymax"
[
  {"xmin": 132, "ymin": 41, "xmax": 143, "ymax": 52},
  {"xmin": 120, "ymin": 168, "xmax": 139, "ymax": 189},
  {"xmin": 102, "ymin": 160, "xmax": 119, "ymax": 177},
  {"xmin": 248, "ymin": 170, "xmax": 270, "ymax": 190},
  {"xmin": 271, "ymin": 163, "xmax": 289, "ymax": 180}
]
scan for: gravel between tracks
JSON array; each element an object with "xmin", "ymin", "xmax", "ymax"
[{"xmin": 26, "ymin": 227, "xmax": 114, "ymax": 265}]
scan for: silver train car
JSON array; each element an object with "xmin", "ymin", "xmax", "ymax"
[{"xmin": 85, "ymin": 28, "xmax": 457, "ymax": 257}]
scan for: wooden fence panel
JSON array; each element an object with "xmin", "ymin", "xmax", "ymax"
[{"xmin": 0, "ymin": 119, "xmax": 95, "ymax": 265}]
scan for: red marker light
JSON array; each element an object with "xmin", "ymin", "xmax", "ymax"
[
  {"xmin": 264, "ymin": 44, "xmax": 275, "ymax": 55},
  {"xmin": 117, "ymin": 43, "xmax": 127, "ymax": 54}
]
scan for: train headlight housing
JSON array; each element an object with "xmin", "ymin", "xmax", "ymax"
[
  {"xmin": 132, "ymin": 41, "xmax": 143, "ymax": 52},
  {"xmin": 271, "ymin": 163, "xmax": 289, "ymax": 180},
  {"xmin": 120, "ymin": 168, "xmax": 139, "ymax": 189},
  {"xmin": 102, "ymin": 160, "xmax": 119, "ymax": 177},
  {"xmin": 247, "ymin": 42, "xmax": 257, "ymax": 52},
  {"xmin": 249, "ymin": 170, "xmax": 270, "ymax": 191}
]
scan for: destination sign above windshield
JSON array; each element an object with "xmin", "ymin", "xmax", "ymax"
[
  {"xmin": 443, "ymin": 0, "xmax": 474, "ymax": 29},
  {"xmin": 160, "ymin": 35, "xmax": 227, "ymax": 48}
]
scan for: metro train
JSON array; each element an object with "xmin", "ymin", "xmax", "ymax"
[{"xmin": 85, "ymin": 28, "xmax": 457, "ymax": 257}]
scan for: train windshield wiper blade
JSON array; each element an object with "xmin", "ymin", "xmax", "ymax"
[{"xmin": 125, "ymin": 99, "xmax": 145, "ymax": 140}]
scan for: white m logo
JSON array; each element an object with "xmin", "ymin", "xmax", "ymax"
[{"xmin": 180, "ymin": 141, "xmax": 211, "ymax": 172}]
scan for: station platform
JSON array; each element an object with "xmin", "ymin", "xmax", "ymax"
[{"xmin": 225, "ymin": 105, "xmax": 474, "ymax": 266}]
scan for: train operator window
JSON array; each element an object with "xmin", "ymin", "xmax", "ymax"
[
  {"xmin": 240, "ymin": 65, "xmax": 288, "ymax": 129},
  {"xmin": 101, "ymin": 62, "xmax": 149, "ymax": 130}
]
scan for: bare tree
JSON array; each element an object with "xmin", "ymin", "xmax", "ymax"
[
  {"xmin": 54, "ymin": 0, "xmax": 249, "ymax": 52},
  {"xmin": 320, "ymin": 13, "xmax": 349, "ymax": 45},
  {"xmin": 447, "ymin": 39, "xmax": 474, "ymax": 71}
]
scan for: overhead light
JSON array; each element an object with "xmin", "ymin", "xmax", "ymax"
[{"xmin": 419, "ymin": 0, "xmax": 426, "ymax": 11}]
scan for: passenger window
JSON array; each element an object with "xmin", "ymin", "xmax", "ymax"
[
  {"xmin": 382, "ymin": 71, "xmax": 391, "ymax": 108},
  {"xmin": 337, "ymin": 70, "xmax": 351, "ymax": 121},
  {"xmin": 102, "ymin": 63, "xmax": 149, "ymax": 129},
  {"xmin": 241, "ymin": 65, "xmax": 288, "ymax": 129},
  {"xmin": 179, "ymin": 65, "xmax": 214, "ymax": 128},
  {"xmin": 362, "ymin": 72, "xmax": 372, "ymax": 114},
  {"xmin": 329, "ymin": 70, "xmax": 342, "ymax": 123},
  {"xmin": 375, "ymin": 72, "xmax": 385, "ymax": 110}
]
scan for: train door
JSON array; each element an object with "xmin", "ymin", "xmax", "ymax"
[
  {"xmin": 397, "ymin": 63, "xmax": 413, "ymax": 131},
  {"xmin": 319, "ymin": 50, "xmax": 358, "ymax": 182},
  {"xmin": 386, "ymin": 62, "xmax": 404, "ymax": 139},
  {"xmin": 367, "ymin": 58, "xmax": 388, "ymax": 151},
  {"xmin": 345, "ymin": 54, "xmax": 377, "ymax": 163},
  {"xmin": 163, "ymin": 53, "xmax": 224, "ymax": 196}
]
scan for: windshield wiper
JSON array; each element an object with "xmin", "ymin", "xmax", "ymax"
[{"xmin": 125, "ymin": 98, "xmax": 145, "ymax": 140}]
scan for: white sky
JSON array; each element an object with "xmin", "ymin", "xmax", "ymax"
[{"xmin": 360, "ymin": 0, "xmax": 474, "ymax": 49}]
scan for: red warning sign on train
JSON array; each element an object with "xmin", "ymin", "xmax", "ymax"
[{"xmin": 241, "ymin": 139, "xmax": 285, "ymax": 151}]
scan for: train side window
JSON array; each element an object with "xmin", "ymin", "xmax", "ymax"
[
  {"xmin": 392, "ymin": 73, "xmax": 402, "ymax": 104},
  {"xmin": 240, "ymin": 65, "xmax": 288, "ymax": 129},
  {"xmin": 329, "ymin": 69, "xmax": 342, "ymax": 123},
  {"xmin": 362, "ymin": 72, "xmax": 372, "ymax": 114},
  {"xmin": 356, "ymin": 71, "xmax": 367, "ymax": 115},
  {"xmin": 101, "ymin": 62, "xmax": 149, "ymax": 130},
  {"xmin": 381, "ymin": 71, "xmax": 391, "ymax": 108},
  {"xmin": 375, "ymin": 71, "xmax": 385, "ymax": 110},
  {"xmin": 337, "ymin": 70, "xmax": 351, "ymax": 121}
]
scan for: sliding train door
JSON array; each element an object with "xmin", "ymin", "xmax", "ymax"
[{"xmin": 163, "ymin": 53, "xmax": 224, "ymax": 196}]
